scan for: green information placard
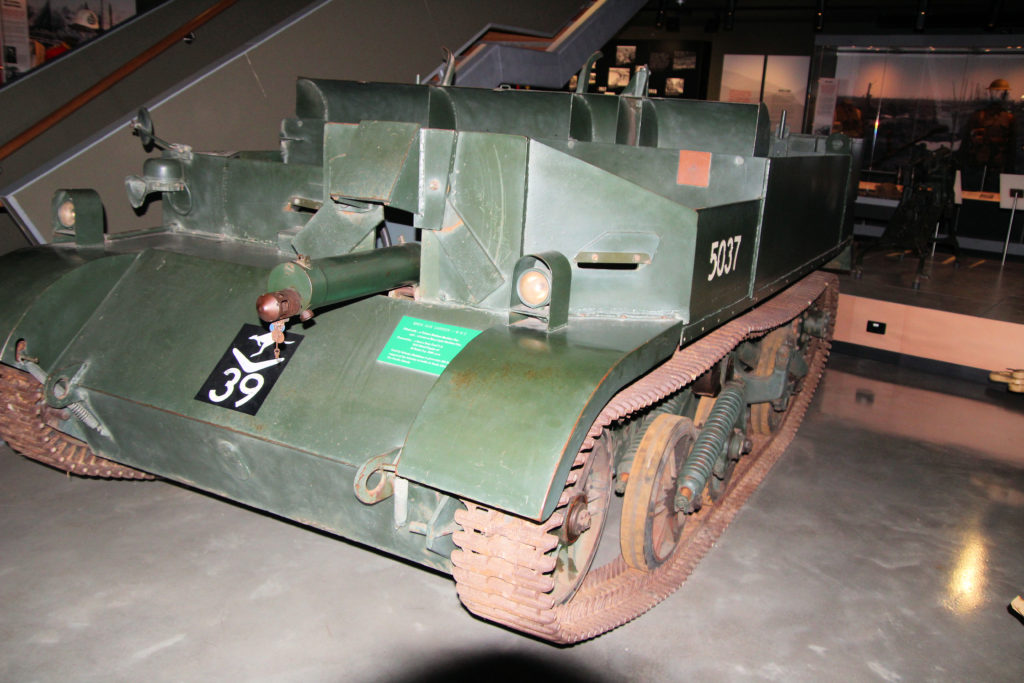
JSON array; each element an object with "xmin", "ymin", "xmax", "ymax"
[{"xmin": 377, "ymin": 316, "xmax": 483, "ymax": 375}]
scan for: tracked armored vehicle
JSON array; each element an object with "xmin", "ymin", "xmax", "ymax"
[{"xmin": 0, "ymin": 63, "xmax": 855, "ymax": 642}]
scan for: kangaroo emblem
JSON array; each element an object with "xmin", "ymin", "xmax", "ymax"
[{"xmin": 248, "ymin": 331, "xmax": 294, "ymax": 357}]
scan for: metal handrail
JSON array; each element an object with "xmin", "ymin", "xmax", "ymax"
[{"xmin": 0, "ymin": 0, "xmax": 238, "ymax": 162}]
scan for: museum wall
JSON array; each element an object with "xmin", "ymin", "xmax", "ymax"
[
  {"xmin": 616, "ymin": 18, "xmax": 816, "ymax": 101},
  {"xmin": 0, "ymin": 209, "xmax": 29, "ymax": 254},
  {"xmin": 0, "ymin": 0, "xmax": 583, "ymax": 251}
]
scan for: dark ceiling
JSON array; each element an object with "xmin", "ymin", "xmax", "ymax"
[{"xmin": 633, "ymin": 1, "xmax": 1023, "ymax": 34}]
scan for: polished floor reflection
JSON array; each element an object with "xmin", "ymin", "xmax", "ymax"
[{"xmin": 1, "ymin": 350, "xmax": 1022, "ymax": 681}]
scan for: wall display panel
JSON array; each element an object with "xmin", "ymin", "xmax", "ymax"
[
  {"xmin": 824, "ymin": 48, "xmax": 1024, "ymax": 191},
  {"xmin": 721, "ymin": 54, "xmax": 809, "ymax": 132},
  {"xmin": 573, "ymin": 38, "xmax": 710, "ymax": 99},
  {"xmin": 807, "ymin": 38, "xmax": 1024, "ymax": 255},
  {"xmin": 0, "ymin": 0, "xmax": 31, "ymax": 83},
  {"xmin": 763, "ymin": 55, "xmax": 810, "ymax": 132},
  {"xmin": 720, "ymin": 54, "xmax": 764, "ymax": 104}
]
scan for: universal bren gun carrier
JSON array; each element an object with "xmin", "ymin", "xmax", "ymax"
[{"xmin": 0, "ymin": 61, "xmax": 856, "ymax": 642}]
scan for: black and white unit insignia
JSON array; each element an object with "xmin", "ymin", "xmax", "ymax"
[{"xmin": 195, "ymin": 323, "xmax": 303, "ymax": 415}]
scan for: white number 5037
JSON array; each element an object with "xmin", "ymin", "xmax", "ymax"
[{"xmin": 707, "ymin": 235, "xmax": 742, "ymax": 282}]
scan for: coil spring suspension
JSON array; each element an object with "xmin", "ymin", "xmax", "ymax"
[
  {"xmin": 675, "ymin": 379, "xmax": 746, "ymax": 513},
  {"xmin": 66, "ymin": 401, "xmax": 109, "ymax": 436}
]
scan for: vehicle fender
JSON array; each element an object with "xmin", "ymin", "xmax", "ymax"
[
  {"xmin": 397, "ymin": 320, "xmax": 680, "ymax": 521},
  {"xmin": 0, "ymin": 247, "xmax": 134, "ymax": 367}
]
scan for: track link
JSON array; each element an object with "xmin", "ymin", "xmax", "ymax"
[
  {"xmin": 451, "ymin": 272, "xmax": 838, "ymax": 643},
  {"xmin": 0, "ymin": 365, "xmax": 153, "ymax": 479}
]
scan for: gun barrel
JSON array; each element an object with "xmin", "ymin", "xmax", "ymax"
[{"xmin": 257, "ymin": 243, "xmax": 420, "ymax": 322}]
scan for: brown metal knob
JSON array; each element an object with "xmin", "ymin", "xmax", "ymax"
[{"xmin": 256, "ymin": 288, "xmax": 302, "ymax": 322}]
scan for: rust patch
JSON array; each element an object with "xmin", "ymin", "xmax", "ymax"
[
  {"xmin": 522, "ymin": 367, "xmax": 555, "ymax": 382},
  {"xmin": 447, "ymin": 369, "xmax": 476, "ymax": 391},
  {"xmin": 440, "ymin": 218, "xmax": 464, "ymax": 234}
]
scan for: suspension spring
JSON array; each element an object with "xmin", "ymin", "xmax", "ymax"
[
  {"xmin": 675, "ymin": 379, "xmax": 745, "ymax": 513},
  {"xmin": 67, "ymin": 401, "xmax": 109, "ymax": 437}
]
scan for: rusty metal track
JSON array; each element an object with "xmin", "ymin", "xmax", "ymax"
[
  {"xmin": 451, "ymin": 272, "xmax": 838, "ymax": 643},
  {"xmin": 0, "ymin": 365, "xmax": 153, "ymax": 479}
]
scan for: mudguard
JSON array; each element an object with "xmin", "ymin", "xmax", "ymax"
[
  {"xmin": 398, "ymin": 318, "xmax": 681, "ymax": 521},
  {"xmin": 0, "ymin": 247, "xmax": 134, "ymax": 367}
]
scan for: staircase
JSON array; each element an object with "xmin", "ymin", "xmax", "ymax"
[{"xmin": 427, "ymin": 0, "xmax": 646, "ymax": 89}]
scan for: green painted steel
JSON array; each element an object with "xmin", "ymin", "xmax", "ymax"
[
  {"xmin": 0, "ymin": 73, "xmax": 856, "ymax": 565},
  {"xmin": 0, "ymin": 247, "xmax": 115, "ymax": 365},
  {"xmin": 266, "ymin": 243, "xmax": 421, "ymax": 310},
  {"xmin": 3, "ymin": 251, "xmax": 137, "ymax": 372},
  {"xmin": 399, "ymin": 318, "xmax": 681, "ymax": 520}
]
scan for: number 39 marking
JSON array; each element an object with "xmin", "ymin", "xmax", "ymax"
[
  {"xmin": 208, "ymin": 367, "xmax": 266, "ymax": 408},
  {"xmin": 196, "ymin": 323, "xmax": 302, "ymax": 416},
  {"xmin": 707, "ymin": 235, "xmax": 743, "ymax": 282}
]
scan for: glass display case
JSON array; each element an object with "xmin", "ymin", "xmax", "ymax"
[
  {"xmin": 807, "ymin": 36, "xmax": 1024, "ymax": 252},
  {"xmin": 808, "ymin": 37, "xmax": 1024, "ymax": 191}
]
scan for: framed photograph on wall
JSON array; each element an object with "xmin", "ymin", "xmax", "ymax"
[{"xmin": 583, "ymin": 39, "xmax": 710, "ymax": 99}]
